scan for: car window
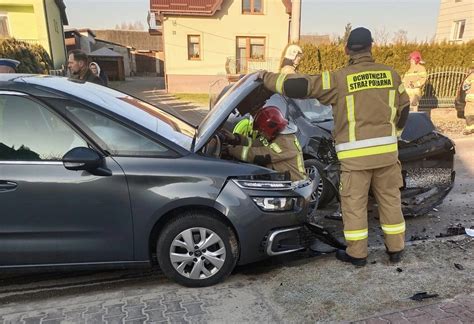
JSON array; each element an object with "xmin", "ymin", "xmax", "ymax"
[
  {"xmin": 294, "ymin": 99, "xmax": 334, "ymax": 122},
  {"xmin": 0, "ymin": 95, "xmax": 87, "ymax": 161},
  {"xmin": 63, "ymin": 103, "xmax": 174, "ymax": 157}
]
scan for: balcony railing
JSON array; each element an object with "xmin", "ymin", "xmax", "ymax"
[{"xmin": 225, "ymin": 57, "xmax": 280, "ymax": 75}]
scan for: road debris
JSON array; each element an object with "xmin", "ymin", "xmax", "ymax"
[
  {"xmin": 454, "ymin": 263, "xmax": 464, "ymax": 270},
  {"xmin": 396, "ymin": 268, "xmax": 403, "ymax": 273},
  {"xmin": 465, "ymin": 228, "xmax": 474, "ymax": 237},
  {"xmin": 409, "ymin": 292, "xmax": 439, "ymax": 301},
  {"xmin": 436, "ymin": 224, "xmax": 466, "ymax": 238}
]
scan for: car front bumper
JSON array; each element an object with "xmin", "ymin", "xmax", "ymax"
[{"xmin": 215, "ymin": 177, "xmax": 315, "ymax": 265}]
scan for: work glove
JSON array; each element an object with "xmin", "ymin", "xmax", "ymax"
[
  {"xmin": 217, "ymin": 129, "xmax": 240, "ymax": 145},
  {"xmin": 256, "ymin": 70, "xmax": 267, "ymax": 81}
]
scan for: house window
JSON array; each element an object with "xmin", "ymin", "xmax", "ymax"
[
  {"xmin": 242, "ymin": 0, "xmax": 263, "ymax": 14},
  {"xmin": 187, "ymin": 35, "xmax": 201, "ymax": 60},
  {"xmin": 452, "ymin": 20, "xmax": 466, "ymax": 40},
  {"xmin": 236, "ymin": 36, "xmax": 266, "ymax": 73},
  {"xmin": 0, "ymin": 14, "xmax": 10, "ymax": 37}
]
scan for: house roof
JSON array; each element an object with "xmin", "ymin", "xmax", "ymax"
[
  {"xmin": 94, "ymin": 30, "xmax": 163, "ymax": 51},
  {"xmin": 54, "ymin": 0, "xmax": 69, "ymax": 25},
  {"xmin": 89, "ymin": 48, "xmax": 123, "ymax": 57},
  {"xmin": 150, "ymin": 0, "xmax": 292, "ymax": 16},
  {"xmin": 150, "ymin": 0, "xmax": 224, "ymax": 16}
]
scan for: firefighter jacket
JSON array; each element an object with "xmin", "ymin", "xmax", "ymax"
[
  {"xmin": 227, "ymin": 133, "xmax": 307, "ymax": 181},
  {"xmin": 455, "ymin": 72, "xmax": 474, "ymax": 118},
  {"xmin": 262, "ymin": 52, "xmax": 411, "ymax": 171},
  {"xmin": 281, "ymin": 65, "xmax": 297, "ymax": 74},
  {"xmin": 402, "ymin": 64, "xmax": 427, "ymax": 91}
]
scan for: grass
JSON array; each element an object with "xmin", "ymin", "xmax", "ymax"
[{"xmin": 171, "ymin": 93, "xmax": 210, "ymax": 107}]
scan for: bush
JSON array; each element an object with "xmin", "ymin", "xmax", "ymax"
[
  {"xmin": 298, "ymin": 41, "xmax": 474, "ymax": 75},
  {"xmin": 0, "ymin": 38, "xmax": 52, "ymax": 73}
]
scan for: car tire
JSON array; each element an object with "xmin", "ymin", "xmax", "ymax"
[
  {"xmin": 157, "ymin": 211, "xmax": 239, "ymax": 287},
  {"xmin": 304, "ymin": 159, "xmax": 335, "ymax": 208}
]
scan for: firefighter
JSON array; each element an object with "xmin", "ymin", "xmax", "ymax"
[
  {"xmin": 221, "ymin": 106, "xmax": 307, "ymax": 182},
  {"xmin": 280, "ymin": 44, "xmax": 303, "ymax": 74},
  {"xmin": 455, "ymin": 60, "xmax": 474, "ymax": 135},
  {"xmin": 402, "ymin": 51, "xmax": 427, "ymax": 111},
  {"xmin": 259, "ymin": 27, "xmax": 410, "ymax": 266}
]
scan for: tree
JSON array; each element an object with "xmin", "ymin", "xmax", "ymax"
[
  {"xmin": 374, "ymin": 27, "xmax": 390, "ymax": 46},
  {"xmin": 336, "ymin": 23, "xmax": 352, "ymax": 45},
  {"xmin": 393, "ymin": 29, "xmax": 408, "ymax": 44},
  {"xmin": 116, "ymin": 21, "xmax": 146, "ymax": 31}
]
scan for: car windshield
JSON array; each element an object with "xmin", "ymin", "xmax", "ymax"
[
  {"xmin": 294, "ymin": 98, "xmax": 334, "ymax": 122},
  {"xmin": 22, "ymin": 77, "xmax": 196, "ymax": 150}
]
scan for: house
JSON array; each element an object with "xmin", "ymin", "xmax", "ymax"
[
  {"xmin": 0, "ymin": 0, "xmax": 68, "ymax": 69},
  {"xmin": 435, "ymin": 0, "xmax": 474, "ymax": 43},
  {"xmin": 149, "ymin": 0, "xmax": 293, "ymax": 93},
  {"xmin": 94, "ymin": 30, "xmax": 164, "ymax": 76},
  {"xmin": 93, "ymin": 38, "xmax": 133, "ymax": 77}
]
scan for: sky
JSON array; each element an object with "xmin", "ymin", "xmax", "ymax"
[{"xmin": 64, "ymin": 0, "xmax": 440, "ymax": 42}]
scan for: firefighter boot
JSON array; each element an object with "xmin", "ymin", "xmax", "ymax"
[
  {"xmin": 336, "ymin": 249, "xmax": 367, "ymax": 267},
  {"xmin": 387, "ymin": 250, "xmax": 404, "ymax": 263}
]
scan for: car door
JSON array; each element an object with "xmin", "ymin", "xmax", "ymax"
[{"xmin": 0, "ymin": 92, "xmax": 133, "ymax": 266}]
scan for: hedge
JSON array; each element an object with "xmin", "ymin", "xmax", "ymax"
[
  {"xmin": 297, "ymin": 41, "xmax": 474, "ymax": 75},
  {"xmin": 0, "ymin": 38, "xmax": 52, "ymax": 74}
]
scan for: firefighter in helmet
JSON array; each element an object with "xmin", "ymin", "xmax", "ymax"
[
  {"xmin": 221, "ymin": 106, "xmax": 307, "ymax": 182},
  {"xmin": 402, "ymin": 51, "xmax": 427, "ymax": 111},
  {"xmin": 280, "ymin": 44, "xmax": 303, "ymax": 74}
]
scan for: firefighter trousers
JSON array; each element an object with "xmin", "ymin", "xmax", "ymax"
[{"xmin": 339, "ymin": 162, "xmax": 405, "ymax": 259}]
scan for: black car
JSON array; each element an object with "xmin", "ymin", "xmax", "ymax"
[
  {"xmin": 220, "ymin": 86, "xmax": 456, "ymax": 215},
  {"xmin": 0, "ymin": 73, "xmax": 315, "ymax": 287}
]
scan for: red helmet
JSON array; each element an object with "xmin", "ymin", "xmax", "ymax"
[
  {"xmin": 253, "ymin": 106, "xmax": 288, "ymax": 140},
  {"xmin": 409, "ymin": 51, "xmax": 422, "ymax": 64}
]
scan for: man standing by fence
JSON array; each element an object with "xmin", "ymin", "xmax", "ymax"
[
  {"xmin": 403, "ymin": 51, "xmax": 427, "ymax": 112},
  {"xmin": 455, "ymin": 60, "xmax": 474, "ymax": 135}
]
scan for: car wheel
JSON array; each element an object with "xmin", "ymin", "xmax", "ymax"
[
  {"xmin": 304, "ymin": 159, "xmax": 335, "ymax": 208},
  {"xmin": 157, "ymin": 212, "xmax": 239, "ymax": 287}
]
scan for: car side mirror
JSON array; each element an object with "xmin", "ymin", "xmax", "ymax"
[{"xmin": 62, "ymin": 147, "xmax": 111, "ymax": 176}]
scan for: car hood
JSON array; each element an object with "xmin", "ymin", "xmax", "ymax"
[{"xmin": 194, "ymin": 73, "xmax": 272, "ymax": 152}]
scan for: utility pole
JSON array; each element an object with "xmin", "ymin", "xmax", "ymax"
[{"xmin": 290, "ymin": 0, "xmax": 301, "ymax": 42}]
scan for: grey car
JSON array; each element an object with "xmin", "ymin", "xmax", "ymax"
[{"xmin": 0, "ymin": 73, "xmax": 315, "ymax": 287}]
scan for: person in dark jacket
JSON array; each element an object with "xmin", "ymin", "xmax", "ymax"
[
  {"xmin": 67, "ymin": 50, "xmax": 103, "ymax": 85},
  {"xmin": 89, "ymin": 62, "xmax": 109, "ymax": 86}
]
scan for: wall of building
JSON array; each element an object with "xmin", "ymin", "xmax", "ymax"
[
  {"xmin": 94, "ymin": 41, "xmax": 132, "ymax": 76},
  {"xmin": 44, "ymin": 0, "xmax": 66, "ymax": 68},
  {"xmin": 162, "ymin": 0, "xmax": 290, "ymax": 92},
  {"xmin": 0, "ymin": 0, "xmax": 66, "ymax": 69},
  {"xmin": 435, "ymin": 0, "xmax": 474, "ymax": 43}
]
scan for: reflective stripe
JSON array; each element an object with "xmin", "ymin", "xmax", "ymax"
[
  {"xmin": 389, "ymin": 90, "xmax": 396, "ymax": 136},
  {"xmin": 398, "ymin": 83, "xmax": 406, "ymax": 94},
  {"xmin": 337, "ymin": 143, "xmax": 398, "ymax": 160},
  {"xmin": 276, "ymin": 73, "xmax": 287, "ymax": 94},
  {"xmin": 241, "ymin": 138, "xmax": 253, "ymax": 161},
  {"xmin": 294, "ymin": 139, "xmax": 305, "ymax": 173},
  {"xmin": 346, "ymin": 95, "xmax": 356, "ymax": 142},
  {"xmin": 294, "ymin": 138, "xmax": 302, "ymax": 152},
  {"xmin": 322, "ymin": 71, "xmax": 331, "ymax": 90},
  {"xmin": 344, "ymin": 229, "xmax": 368, "ymax": 241},
  {"xmin": 381, "ymin": 222, "xmax": 406, "ymax": 235},
  {"xmin": 335, "ymin": 136, "xmax": 397, "ymax": 152},
  {"xmin": 269, "ymin": 143, "xmax": 282, "ymax": 153}
]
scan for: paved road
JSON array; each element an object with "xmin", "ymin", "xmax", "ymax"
[{"xmin": 0, "ymin": 79, "xmax": 471, "ymax": 322}]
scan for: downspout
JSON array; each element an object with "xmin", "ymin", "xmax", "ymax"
[
  {"xmin": 42, "ymin": 0, "xmax": 55, "ymax": 68},
  {"xmin": 290, "ymin": 0, "xmax": 301, "ymax": 42}
]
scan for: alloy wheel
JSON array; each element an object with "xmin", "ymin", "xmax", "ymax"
[{"xmin": 169, "ymin": 227, "xmax": 226, "ymax": 280}]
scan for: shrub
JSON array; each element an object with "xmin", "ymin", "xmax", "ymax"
[{"xmin": 0, "ymin": 38, "xmax": 52, "ymax": 73}]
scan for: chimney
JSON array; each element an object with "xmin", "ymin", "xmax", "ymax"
[{"xmin": 290, "ymin": 0, "xmax": 301, "ymax": 42}]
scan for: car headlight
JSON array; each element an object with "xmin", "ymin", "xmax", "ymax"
[
  {"xmin": 252, "ymin": 197, "xmax": 296, "ymax": 211},
  {"xmin": 233, "ymin": 179, "xmax": 294, "ymax": 190}
]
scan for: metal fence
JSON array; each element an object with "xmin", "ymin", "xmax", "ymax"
[
  {"xmin": 49, "ymin": 69, "xmax": 66, "ymax": 76},
  {"xmin": 420, "ymin": 66, "xmax": 470, "ymax": 109},
  {"xmin": 225, "ymin": 57, "xmax": 280, "ymax": 75}
]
